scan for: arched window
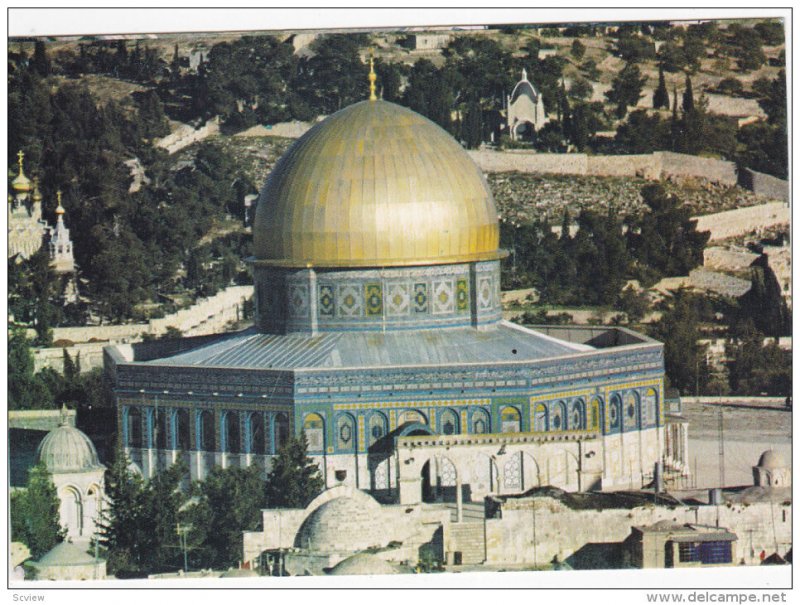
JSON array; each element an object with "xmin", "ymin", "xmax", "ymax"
[
  {"xmin": 247, "ymin": 412, "xmax": 265, "ymax": 455},
  {"xmin": 551, "ymin": 401, "xmax": 567, "ymax": 431},
  {"xmin": 471, "ymin": 409, "xmax": 490, "ymax": 434},
  {"xmin": 337, "ymin": 414, "xmax": 356, "ymax": 451},
  {"xmin": 571, "ymin": 399, "xmax": 585, "ymax": 430},
  {"xmin": 500, "ymin": 406, "xmax": 521, "ymax": 433},
  {"xmin": 198, "ymin": 410, "xmax": 216, "ymax": 452},
  {"xmin": 609, "ymin": 395, "xmax": 622, "ymax": 431},
  {"xmin": 60, "ymin": 486, "xmax": 83, "ymax": 537},
  {"xmin": 127, "ymin": 408, "xmax": 142, "ymax": 448},
  {"xmin": 399, "ymin": 409, "xmax": 427, "ymax": 426},
  {"xmin": 439, "ymin": 408, "xmax": 459, "ymax": 436},
  {"xmin": 155, "ymin": 408, "xmax": 168, "ymax": 450},
  {"xmin": 174, "ymin": 409, "xmax": 190, "ymax": 451},
  {"xmin": 303, "ymin": 413, "xmax": 325, "ymax": 452},
  {"xmin": 368, "ymin": 412, "xmax": 387, "ymax": 447},
  {"xmin": 274, "ymin": 413, "xmax": 290, "ymax": 452},
  {"xmin": 642, "ymin": 388, "xmax": 658, "ymax": 426},
  {"xmin": 222, "ymin": 411, "xmax": 241, "ymax": 453},
  {"xmin": 590, "ymin": 398, "xmax": 601, "ymax": 430},
  {"xmin": 533, "ymin": 403, "xmax": 548, "ymax": 432},
  {"xmin": 623, "ymin": 391, "xmax": 639, "ymax": 431}
]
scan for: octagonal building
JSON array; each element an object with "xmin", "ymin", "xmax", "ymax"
[{"xmin": 106, "ymin": 94, "xmax": 679, "ymax": 504}]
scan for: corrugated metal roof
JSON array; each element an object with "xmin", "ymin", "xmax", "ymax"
[{"xmin": 145, "ymin": 321, "xmax": 591, "ymax": 371}]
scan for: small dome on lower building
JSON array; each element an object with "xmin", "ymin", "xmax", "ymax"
[
  {"xmin": 328, "ymin": 553, "xmax": 399, "ymax": 576},
  {"xmin": 36, "ymin": 420, "xmax": 103, "ymax": 474},
  {"xmin": 757, "ymin": 450, "xmax": 786, "ymax": 470},
  {"xmin": 295, "ymin": 494, "xmax": 383, "ymax": 553}
]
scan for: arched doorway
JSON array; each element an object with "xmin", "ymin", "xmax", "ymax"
[{"xmin": 421, "ymin": 460, "xmax": 434, "ymax": 503}]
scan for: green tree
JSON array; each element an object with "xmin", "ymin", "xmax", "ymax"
[
  {"xmin": 605, "ymin": 62, "xmax": 646, "ymax": 119},
  {"xmin": 10, "ymin": 463, "xmax": 64, "ymax": 558},
  {"xmin": 570, "ymin": 39, "xmax": 586, "ymax": 61},
  {"xmin": 682, "ymin": 74, "xmax": 694, "ymax": 113},
  {"xmin": 726, "ymin": 321, "xmax": 791, "ymax": 396},
  {"xmin": 737, "ymin": 254, "xmax": 790, "ymax": 337},
  {"xmin": 184, "ymin": 465, "xmax": 267, "ymax": 569},
  {"xmin": 98, "ymin": 451, "xmax": 148, "ymax": 576},
  {"xmin": 649, "ymin": 290, "xmax": 710, "ymax": 395},
  {"xmin": 626, "ymin": 184, "xmax": 710, "ymax": 282},
  {"xmin": 754, "ymin": 21, "xmax": 784, "ymax": 46},
  {"xmin": 732, "ymin": 27, "xmax": 766, "ymax": 71},
  {"xmin": 461, "ymin": 98, "xmax": 483, "ymax": 149},
  {"xmin": 8, "ymin": 327, "xmax": 54, "ymax": 410},
  {"xmin": 653, "ymin": 66, "xmax": 669, "ymax": 109},
  {"xmin": 31, "ymin": 41, "xmax": 50, "ymax": 77},
  {"xmin": 265, "ymin": 433, "xmax": 323, "ymax": 509}
]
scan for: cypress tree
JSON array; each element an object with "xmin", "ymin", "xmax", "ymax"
[
  {"xmin": 10, "ymin": 463, "xmax": 63, "ymax": 558},
  {"xmin": 653, "ymin": 66, "xmax": 669, "ymax": 109},
  {"xmin": 265, "ymin": 433, "xmax": 324, "ymax": 508},
  {"xmin": 682, "ymin": 74, "xmax": 694, "ymax": 113}
]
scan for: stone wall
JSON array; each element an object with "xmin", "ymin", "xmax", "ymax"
[
  {"xmin": 739, "ymin": 168, "xmax": 790, "ymax": 203},
  {"xmin": 485, "ymin": 494, "xmax": 792, "ymax": 568},
  {"xmin": 155, "ymin": 116, "xmax": 220, "ymax": 154},
  {"xmin": 468, "ymin": 150, "xmax": 589, "ymax": 175},
  {"xmin": 693, "ymin": 202, "xmax": 790, "ymax": 242},
  {"xmin": 30, "ymin": 285, "xmax": 253, "ymax": 373},
  {"xmin": 658, "ymin": 152, "xmax": 738, "ymax": 185},
  {"xmin": 9, "ymin": 409, "xmax": 77, "ymax": 431},
  {"xmin": 468, "ymin": 150, "xmax": 790, "ymax": 199},
  {"xmin": 587, "ymin": 154, "xmax": 661, "ymax": 179}
]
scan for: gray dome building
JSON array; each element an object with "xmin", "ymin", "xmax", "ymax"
[
  {"xmin": 295, "ymin": 494, "xmax": 383, "ymax": 553},
  {"xmin": 35, "ymin": 410, "xmax": 106, "ymax": 543},
  {"xmin": 328, "ymin": 553, "xmax": 399, "ymax": 576},
  {"xmin": 753, "ymin": 450, "xmax": 791, "ymax": 488},
  {"xmin": 36, "ymin": 422, "xmax": 103, "ymax": 474}
]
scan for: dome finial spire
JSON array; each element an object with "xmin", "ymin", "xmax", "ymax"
[
  {"xmin": 368, "ymin": 50, "xmax": 377, "ymax": 101},
  {"xmin": 56, "ymin": 189, "xmax": 65, "ymax": 217}
]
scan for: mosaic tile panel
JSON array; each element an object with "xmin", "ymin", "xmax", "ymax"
[
  {"xmin": 432, "ymin": 279, "xmax": 455, "ymax": 315},
  {"xmin": 413, "ymin": 283, "xmax": 428, "ymax": 313},
  {"xmin": 386, "ymin": 283, "xmax": 411, "ymax": 316},
  {"xmin": 319, "ymin": 284, "xmax": 335, "ymax": 317},
  {"xmin": 364, "ymin": 283, "xmax": 383, "ymax": 316},
  {"xmin": 456, "ymin": 278, "xmax": 469, "ymax": 312},
  {"xmin": 336, "ymin": 284, "xmax": 363, "ymax": 317},
  {"xmin": 288, "ymin": 283, "xmax": 310, "ymax": 319},
  {"xmin": 477, "ymin": 275, "xmax": 493, "ymax": 311}
]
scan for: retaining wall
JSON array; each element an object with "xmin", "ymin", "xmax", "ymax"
[
  {"xmin": 30, "ymin": 285, "xmax": 254, "ymax": 374},
  {"xmin": 469, "ymin": 150, "xmax": 787, "ymax": 199},
  {"xmin": 693, "ymin": 202, "xmax": 790, "ymax": 242}
]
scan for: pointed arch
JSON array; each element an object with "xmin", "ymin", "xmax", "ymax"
[
  {"xmin": 335, "ymin": 412, "xmax": 356, "ymax": 452},
  {"xmin": 302, "ymin": 412, "xmax": 325, "ymax": 453}
]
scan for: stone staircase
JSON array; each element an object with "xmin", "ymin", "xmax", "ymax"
[{"xmin": 448, "ymin": 522, "xmax": 486, "ymax": 565}]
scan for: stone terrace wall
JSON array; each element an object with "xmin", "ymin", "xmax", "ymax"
[
  {"xmin": 658, "ymin": 151, "xmax": 738, "ymax": 186},
  {"xmin": 587, "ymin": 154, "xmax": 661, "ymax": 179},
  {"xmin": 740, "ymin": 168, "xmax": 790, "ymax": 203},
  {"xmin": 468, "ymin": 150, "xmax": 588, "ymax": 175},
  {"xmin": 469, "ymin": 150, "xmax": 783, "ymax": 194},
  {"xmin": 693, "ymin": 202, "xmax": 790, "ymax": 242},
  {"xmin": 29, "ymin": 285, "xmax": 253, "ymax": 374}
]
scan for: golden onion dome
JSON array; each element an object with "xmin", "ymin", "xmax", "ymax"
[
  {"xmin": 32, "ymin": 178, "xmax": 43, "ymax": 202},
  {"xmin": 12, "ymin": 150, "xmax": 32, "ymax": 193},
  {"xmin": 253, "ymin": 100, "xmax": 501, "ymax": 268}
]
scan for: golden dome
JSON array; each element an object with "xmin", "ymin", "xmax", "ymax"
[
  {"xmin": 253, "ymin": 100, "xmax": 501, "ymax": 268},
  {"xmin": 12, "ymin": 150, "xmax": 32, "ymax": 193},
  {"xmin": 32, "ymin": 178, "xmax": 43, "ymax": 202}
]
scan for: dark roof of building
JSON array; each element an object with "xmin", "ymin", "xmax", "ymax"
[{"xmin": 142, "ymin": 321, "xmax": 593, "ymax": 371}]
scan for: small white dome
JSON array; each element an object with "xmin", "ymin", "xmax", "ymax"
[
  {"xmin": 328, "ymin": 553, "xmax": 399, "ymax": 576},
  {"xmin": 36, "ymin": 422, "xmax": 103, "ymax": 474},
  {"xmin": 757, "ymin": 450, "xmax": 786, "ymax": 470},
  {"xmin": 295, "ymin": 494, "xmax": 383, "ymax": 553}
]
